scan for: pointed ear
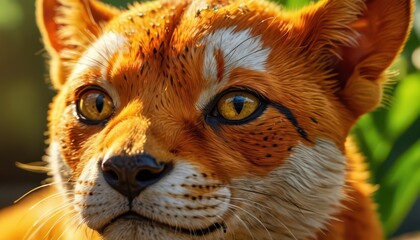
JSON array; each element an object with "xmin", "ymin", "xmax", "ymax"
[
  {"xmin": 296, "ymin": 0, "xmax": 414, "ymax": 117},
  {"xmin": 36, "ymin": 0, "xmax": 119, "ymax": 89}
]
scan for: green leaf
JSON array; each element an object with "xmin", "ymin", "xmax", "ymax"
[
  {"xmin": 414, "ymin": 1, "xmax": 420, "ymax": 40},
  {"xmin": 0, "ymin": 0, "xmax": 23, "ymax": 31},
  {"xmin": 104, "ymin": 0, "xmax": 136, "ymax": 7},
  {"xmin": 285, "ymin": 0, "xmax": 313, "ymax": 10},
  {"xmin": 387, "ymin": 73, "xmax": 420, "ymax": 139},
  {"xmin": 378, "ymin": 139, "xmax": 420, "ymax": 234},
  {"xmin": 353, "ymin": 114, "xmax": 390, "ymax": 168}
]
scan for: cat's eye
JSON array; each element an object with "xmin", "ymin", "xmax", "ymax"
[
  {"xmin": 76, "ymin": 88, "xmax": 114, "ymax": 124},
  {"xmin": 214, "ymin": 91, "xmax": 261, "ymax": 122}
]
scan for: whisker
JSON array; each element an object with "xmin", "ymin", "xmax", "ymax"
[
  {"xmin": 228, "ymin": 203, "xmax": 273, "ymax": 240},
  {"xmin": 30, "ymin": 191, "xmax": 73, "ymax": 210},
  {"xmin": 69, "ymin": 215, "xmax": 88, "ymax": 240},
  {"xmin": 16, "ymin": 161, "xmax": 49, "ymax": 173},
  {"xmin": 42, "ymin": 211, "xmax": 75, "ymax": 240},
  {"xmin": 14, "ymin": 182, "xmax": 60, "ymax": 204},
  {"xmin": 231, "ymin": 197, "xmax": 297, "ymax": 240},
  {"xmin": 229, "ymin": 185, "xmax": 314, "ymax": 213},
  {"xmin": 24, "ymin": 203, "xmax": 73, "ymax": 240},
  {"xmin": 230, "ymin": 197, "xmax": 272, "ymax": 211},
  {"xmin": 30, "ymin": 202, "xmax": 74, "ymax": 230},
  {"xmin": 55, "ymin": 214, "xmax": 82, "ymax": 240},
  {"xmin": 226, "ymin": 207, "xmax": 255, "ymax": 240},
  {"xmin": 228, "ymin": 185, "xmax": 303, "ymax": 239}
]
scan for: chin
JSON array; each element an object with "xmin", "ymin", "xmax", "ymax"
[
  {"xmin": 100, "ymin": 219, "xmax": 214, "ymax": 240},
  {"xmin": 101, "ymin": 220, "xmax": 164, "ymax": 240}
]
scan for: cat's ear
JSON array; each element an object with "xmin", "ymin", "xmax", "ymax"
[
  {"xmin": 36, "ymin": 0, "xmax": 119, "ymax": 89},
  {"xmin": 295, "ymin": 0, "xmax": 414, "ymax": 117}
]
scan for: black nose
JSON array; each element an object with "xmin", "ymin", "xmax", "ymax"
[{"xmin": 101, "ymin": 153, "xmax": 172, "ymax": 200}]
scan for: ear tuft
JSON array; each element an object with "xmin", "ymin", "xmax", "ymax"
[{"xmin": 36, "ymin": 0, "xmax": 119, "ymax": 89}]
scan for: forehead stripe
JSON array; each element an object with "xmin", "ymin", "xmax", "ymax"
[
  {"xmin": 215, "ymin": 48, "xmax": 225, "ymax": 82},
  {"xmin": 197, "ymin": 27, "xmax": 271, "ymax": 110},
  {"xmin": 202, "ymin": 27, "xmax": 270, "ymax": 82}
]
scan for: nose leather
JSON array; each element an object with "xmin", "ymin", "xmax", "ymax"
[{"xmin": 101, "ymin": 153, "xmax": 172, "ymax": 200}]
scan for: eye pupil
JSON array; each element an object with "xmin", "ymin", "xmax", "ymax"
[
  {"xmin": 233, "ymin": 96, "xmax": 245, "ymax": 114},
  {"xmin": 77, "ymin": 88, "xmax": 114, "ymax": 124},
  {"xmin": 214, "ymin": 90, "xmax": 261, "ymax": 123},
  {"xmin": 96, "ymin": 94, "xmax": 104, "ymax": 113}
]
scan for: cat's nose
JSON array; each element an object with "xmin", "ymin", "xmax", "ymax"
[{"xmin": 101, "ymin": 153, "xmax": 172, "ymax": 200}]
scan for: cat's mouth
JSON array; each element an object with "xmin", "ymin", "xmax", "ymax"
[{"xmin": 99, "ymin": 211, "xmax": 227, "ymax": 236}]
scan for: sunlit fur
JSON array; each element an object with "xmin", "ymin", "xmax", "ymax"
[{"xmin": 0, "ymin": 0, "xmax": 414, "ymax": 239}]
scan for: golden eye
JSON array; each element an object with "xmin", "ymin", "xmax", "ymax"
[
  {"xmin": 77, "ymin": 89, "xmax": 114, "ymax": 123},
  {"xmin": 217, "ymin": 91, "xmax": 260, "ymax": 121}
]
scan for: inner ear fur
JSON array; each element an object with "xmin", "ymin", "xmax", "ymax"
[
  {"xmin": 295, "ymin": 0, "xmax": 414, "ymax": 117},
  {"xmin": 36, "ymin": 0, "xmax": 119, "ymax": 89}
]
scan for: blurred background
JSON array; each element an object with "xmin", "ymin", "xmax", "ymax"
[{"xmin": 0, "ymin": 0, "xmax": 418, "ymax": 238}]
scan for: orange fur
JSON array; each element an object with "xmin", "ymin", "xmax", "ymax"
[{"xmin": 0, "ymin": 0, "xmax": 414, "ymax": 239}]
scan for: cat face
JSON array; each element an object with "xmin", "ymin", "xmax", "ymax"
[{"xmin": 37, "ymin": 0, "xmax": 413, "ymax": 239}]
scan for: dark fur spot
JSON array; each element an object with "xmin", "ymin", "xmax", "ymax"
[{"xmin": 170, "ymin": 148, "xmax": 179, "ymax": 155}]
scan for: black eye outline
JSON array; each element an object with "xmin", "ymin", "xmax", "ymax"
[
  {"xmin": 75, "ymin": 86, "xmax": 115, "ymax": 125},
  {"xmin": 204, "ymin": 88, "xmax": 268, "ymax": 126}
]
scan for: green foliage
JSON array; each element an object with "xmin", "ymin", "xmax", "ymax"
[
  {"xmin": 273, "ymin": 0, "xmax": 315, "ymax": 9},
  {"xmin": 0, "ymin": 0, "xmax": 23, "ymax": 30},
  {"xmin": 103, "ymin": 0, "xmax": 139, "ymax": 6}
]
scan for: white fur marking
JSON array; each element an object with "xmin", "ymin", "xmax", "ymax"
[
  {"xmin": 48, "ymin": 140, "xmax": 71, "ymax": 192},
  {"xmin": 197, "ymin": 27, "xmax": 270, "ymax": 109},
  {"xmin": 231, "ymin": 139, "xmax": 346, "ymax": 239},
  {"xmin": 203, "ymin": 27, "xmax": 270, "ymax": 80},
  {"xmin": 70, "ymin": 32, "xmax": 127, "ymax": 79}
]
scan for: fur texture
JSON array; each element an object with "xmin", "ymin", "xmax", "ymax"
[{"xmin": 0, "ymin": 0, "xmax": 414, "ymax": 239}]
